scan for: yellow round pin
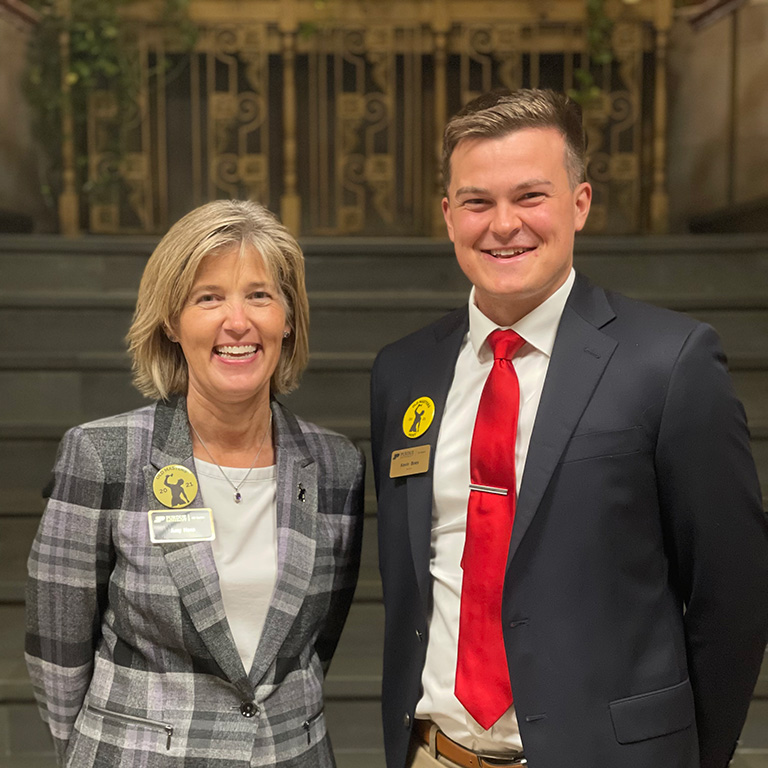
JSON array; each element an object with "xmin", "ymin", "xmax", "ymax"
[
  {"xmin": 402, "ymin": 397, "xmax": 435, "ymax": 439},
  {"xmin": 152, "ymin": 465, "xmax": 198, "ymax": 509}
]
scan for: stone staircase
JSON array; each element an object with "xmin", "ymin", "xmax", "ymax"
[{"xmin": 1, "ymin": 234, "xmax": 767, "ymax": 767}]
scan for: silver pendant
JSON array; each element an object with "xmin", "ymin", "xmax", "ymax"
[{"xmin": 234, "ymin": 491, "xmax": 242, "ymax": 503}]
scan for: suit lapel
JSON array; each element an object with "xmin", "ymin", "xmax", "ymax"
[
  {"xmin": 508, "ymin": 276, "xmax": 618, "ymax": 564},
  {"xmin": 406, "ymin": 308, "xmax": 468, "ymax": 611},
  {"xmin": 144, "ymin": 397, "xmax": 250, "ymax": 694},
  {"xmin": 248, "ymin": 401, "xmax": 318, "ymax": 687}
]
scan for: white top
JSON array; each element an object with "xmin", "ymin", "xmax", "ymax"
[
  {"xmin": 415, "ymin": 270, "xmax": 575, "ymax": 751},
  {"xmin": 194, "ymin": 458, "xmax": 278, "ymax": 676}
]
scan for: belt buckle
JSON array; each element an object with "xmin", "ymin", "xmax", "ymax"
[{"xmin": 476, "ymin": 753, "xmax": 527, "ymax": 767}]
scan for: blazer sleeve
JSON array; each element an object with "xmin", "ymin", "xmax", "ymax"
[
  {"xmin": 655, "ymin": 322, "xmax": 768, "ymax": 768},
  {"xmin": 314, "ymin": 444, "xmax": 365, "ymax": 674},
  {"xmin": 25, "ymin": 426, "xmax": 113, "ymax": 763}
]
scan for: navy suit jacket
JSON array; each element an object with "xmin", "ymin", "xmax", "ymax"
[{"xmin": 371, "ymin": 273, "xmax": 768, "ymax": 768}]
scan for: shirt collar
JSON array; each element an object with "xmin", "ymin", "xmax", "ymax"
[{"xmin": 468, "ymin": 268, "xmax": 575, "ymax": 361}]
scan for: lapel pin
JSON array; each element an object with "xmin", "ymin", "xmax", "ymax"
[
  {"xmin": 402, "ymin": 397, "xmax": 436, "ymax": 439},
  {"xmin": 152, "ymin": 465, "xmax": 198, "ymax": 509},
  {"xmin": 298, "ymin": 483, "xmax": 306, "ymax": 502}
]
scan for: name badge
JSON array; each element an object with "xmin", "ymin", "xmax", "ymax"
[
  {"xmin": 148, "ymin": 508, "xmax": 216, "ymax": 544},
  {"xmin": 389, "ymin": 445, "xmax": 431, "ymax": 478}
]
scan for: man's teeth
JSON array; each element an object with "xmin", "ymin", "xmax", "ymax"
[
  {"xmin": 215, "ymin": 345, "xmax": 257, "ymax": 358},
  {"xmin": 489, "ymin": 248, "xmax": 531, "ymax": 257}
]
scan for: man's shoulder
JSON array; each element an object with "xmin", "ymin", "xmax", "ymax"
[
  {"xmin": 373, "ymin": 305, "xmax": 467, "ymax": 370},
  {"xmin": 573, "ymin": 273, "xmax": 702, "ymax": 340}
]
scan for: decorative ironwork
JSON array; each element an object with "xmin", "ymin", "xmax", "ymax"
[{"xmin": 77, "ymin": 0, "xmax": 672, "ymax": 236}]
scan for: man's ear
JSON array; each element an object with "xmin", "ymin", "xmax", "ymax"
[
  {"xmin": 442, "ymin": 197, "xmax": 455, "ymax": 242},
  {"xmin": 573, "ymin": 182, "xmax": 592, "ymax": 232}
]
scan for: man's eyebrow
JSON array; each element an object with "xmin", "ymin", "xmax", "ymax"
[{"xmin": 453, "ymin": 179, "xmax": 554, "ymax": 198}]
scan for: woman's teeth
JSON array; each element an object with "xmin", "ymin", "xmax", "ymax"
[{"xmin": 215, "ymin": 345, "xmax": 257, "ymax": 359}]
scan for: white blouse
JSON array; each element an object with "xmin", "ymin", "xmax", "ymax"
[{"xmin": 194, "ymin": 458, "xmax": 278, "ymax": 676}]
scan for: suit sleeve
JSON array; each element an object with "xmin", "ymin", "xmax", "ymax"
[
  {"xmin": 25, "ymin": 427, "xmax": 113, "ymax": 764},
  {"xmin": 314, "ymin": 444, "xmax": 365, "ymax": 674},
  {"xmin": 655, "ymin": 323, "xmax": 768, "ymax": 768}
]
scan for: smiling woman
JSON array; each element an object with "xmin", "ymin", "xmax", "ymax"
[{"xmin": 25, "ymin": 200, "xmax": 365, "ymax": 768}]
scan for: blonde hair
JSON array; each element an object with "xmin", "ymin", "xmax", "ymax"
[
  {"xmin": 127, "ymin": 199, "xmax": 309, "ymax": 400},
  {"xmin": 442, "ymin": 88, "xmax": 587, "ymax": 191}
]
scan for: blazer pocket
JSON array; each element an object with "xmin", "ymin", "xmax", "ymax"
[
  {"xmin": 609, "ymin": 679, "xmax": 694, "ymax": 744},
  {"xmin": 85, "ymin": 704, "xmax": 175, "ymax": 750},
  {"xmin": 560, "ymin": 426, "xmax": 647, "ymax": 464}
]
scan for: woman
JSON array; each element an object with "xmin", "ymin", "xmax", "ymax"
[{"xmin": 25, "ymin": 200, "xmax": 365, "ymax": 767}]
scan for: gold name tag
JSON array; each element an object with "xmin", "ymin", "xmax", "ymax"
[
  {"xmin": 148, "ymin": 508, "xmax": 216, "ymax": 544},
  {"xmin": 389, "ymin": 445, "xmax": 431, "ymax": 478}
]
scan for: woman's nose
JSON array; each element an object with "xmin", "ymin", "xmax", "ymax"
[{"xmin": 223, "ymin": 300, "xmax": 249, "ymax": 333}]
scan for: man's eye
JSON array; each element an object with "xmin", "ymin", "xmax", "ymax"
[{"xmin": 463, "ymin": 199, "xmax": 489, "ymax": 207}]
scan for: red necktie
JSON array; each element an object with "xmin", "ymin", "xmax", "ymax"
[{"xmin": 455, "ymin": 329, "xmax": 526, "ymax": 729}]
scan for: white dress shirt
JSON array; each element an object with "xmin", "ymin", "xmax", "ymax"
[{"xmin": 414, "ymin": 269, "xmax": 575, "ymax": 752}]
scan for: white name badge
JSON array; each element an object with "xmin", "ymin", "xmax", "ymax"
[{"xmin": 148, "ymin": 508, "xmax": 216, "ymax": 544}]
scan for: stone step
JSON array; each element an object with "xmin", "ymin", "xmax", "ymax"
[
  {"xmin": 9, "ymin": 600, "xmax": 767, "ymax": 705},
  {"xmin": 1, "ymin": 300, "xmax": 767, "ymax": 369},
  {"xmin": 0, "ymin": 508, "xmax": 381, "ymax": 605},
  {"xmin": 1, "ymin": 364, "xmax": 765, "ymax": 438},
  {"xmin": 0, "ymin": 432, "xmax": 375, "ymax": 514},
  {"xmin": 1, "ymin": 233, "xmax": 767, "ymax": 299},
  {"xmin": 2, "ymin": 425, "xmax": 767, "ymax": 520},
  {"xmin": 0, "ymin": 601, "xmax": 383, "ymax": 702}
]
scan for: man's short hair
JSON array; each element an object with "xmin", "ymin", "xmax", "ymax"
[
  {"xmin": 127, "ymin": 199, "xmax": 309, "ymax": 400},
  {"xmin": 442, "ymin": 88, "xmax": 587, "ymax": 191}
]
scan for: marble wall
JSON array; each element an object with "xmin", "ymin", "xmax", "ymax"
[
  {"xmin": 668, "ymin": 1, "xmax": 768, "ymax": 230},
  {"xmin": 0, "ymin": 3, "xmax": 49, "ymax": 231}
]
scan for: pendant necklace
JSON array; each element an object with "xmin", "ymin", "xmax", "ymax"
[{"xmin": 190, "ymin": 412, "xmax": 273, "ymax": 503}]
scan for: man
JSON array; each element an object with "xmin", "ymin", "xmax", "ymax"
[{"xmin": 370, "ymin": 89, "xmax": 768, "ymax": 768}]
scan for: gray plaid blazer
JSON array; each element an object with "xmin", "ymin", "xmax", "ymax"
[{"xmin": 25, "ymin": 396, "xmax": 364, "ymax": 768}]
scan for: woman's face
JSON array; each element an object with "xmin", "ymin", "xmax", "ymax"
[{"xmin": 175, "ymin": 244, "xmax": 289, "ymax": 409}]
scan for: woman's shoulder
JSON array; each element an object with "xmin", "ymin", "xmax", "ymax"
[
  {"xmin": 68, "ymin": 402, "xmax": 158, "ymax": 438},
  {"xmin": 275, "ymin": 402, "xmax": 362, "ymax": 464}
]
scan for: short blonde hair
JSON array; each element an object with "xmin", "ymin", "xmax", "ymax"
[
  {"xmin": 443, "ymin": 89, "xmax": 587, "ymax": 191},
  {"xmin": 127, "ymin": 199, "xmax": 309, "ymax": 400}
]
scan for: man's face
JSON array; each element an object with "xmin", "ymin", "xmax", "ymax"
[{"xmin": 442, "ymin": 127, "xmax": 591, "ymax": 326}]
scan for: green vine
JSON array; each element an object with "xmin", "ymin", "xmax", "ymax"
[
  {"xmin": 24, "ymin": 0, "xmax": 195, "ymax": 212},
  {"xmin": 568, "ymin": 0, "xmax": 613, "ymax": 107}
]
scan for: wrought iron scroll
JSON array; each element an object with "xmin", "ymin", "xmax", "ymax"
[{"xmin": 82, "ymin": 1, "xmax": 670, "ymax": 236}]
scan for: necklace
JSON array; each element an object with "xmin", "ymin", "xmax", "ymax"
[{"xmin": 189, "ymin": 412, "xmax": 273, "ymax": 503}]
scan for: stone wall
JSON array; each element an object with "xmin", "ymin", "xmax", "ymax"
[
  {"xmin": 668, "ymin": 0, "xmax": 768, "ymax": 231},
  {"xmin": 0, "ymin": 1, "xmax": 49, "ymax": 231}
]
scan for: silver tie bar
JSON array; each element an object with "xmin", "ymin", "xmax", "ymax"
[{"xmin": 469, "ymin": 483, "xmax": 509, "ymax": 496}]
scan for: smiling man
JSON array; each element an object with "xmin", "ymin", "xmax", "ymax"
[{"xmin": 370, "ymin": 89, "xmax": 768, "ymax": 768}]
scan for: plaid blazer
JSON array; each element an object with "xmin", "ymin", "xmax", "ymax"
[{"xmin": 25, "ymin": 396, "xmax": 364, "ymax": 768}]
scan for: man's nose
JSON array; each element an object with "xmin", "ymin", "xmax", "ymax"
[{"xmin": 490, "ymin": 203, "xmax": 521, "ymax": 239}]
